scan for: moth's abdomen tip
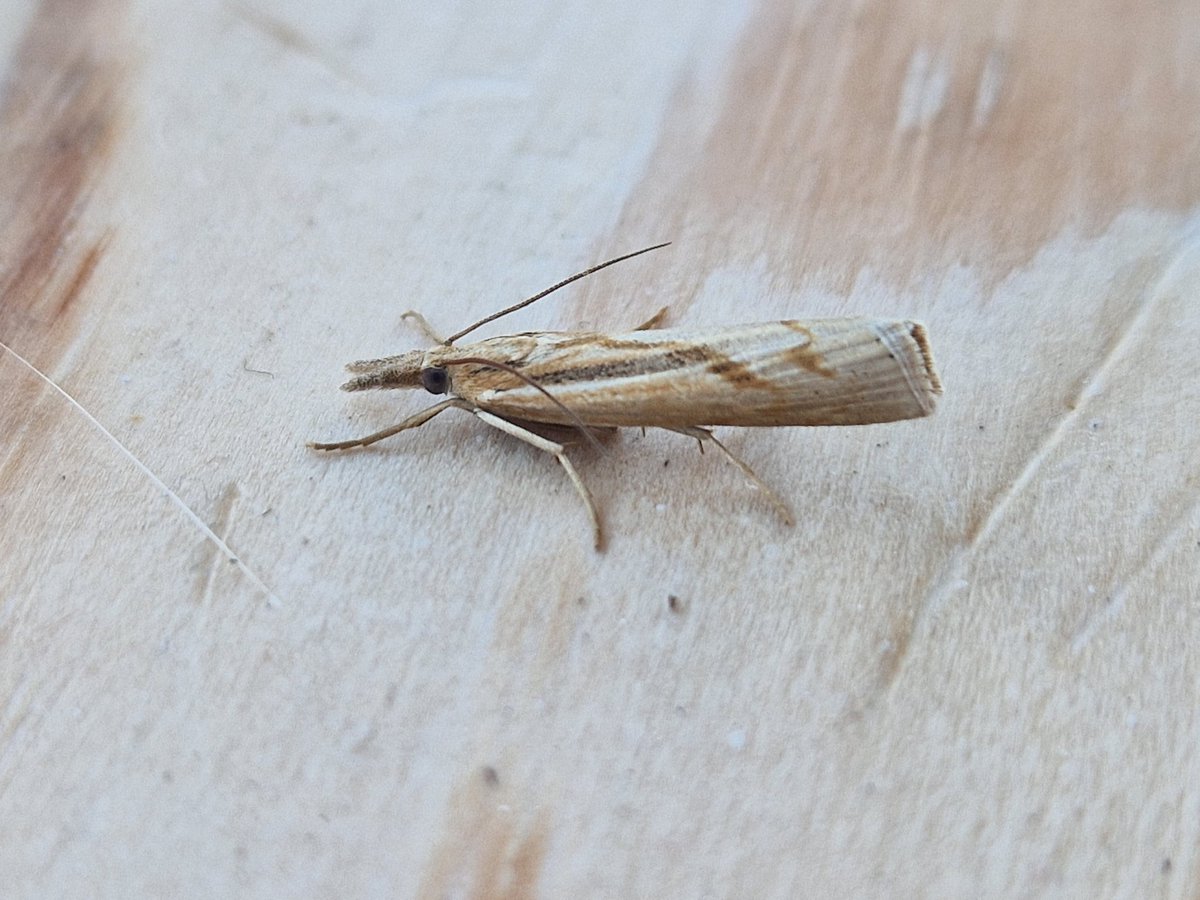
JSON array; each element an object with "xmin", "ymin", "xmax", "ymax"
[{"xmin": 905, "ymin": 320, "xmax": 943, "ymax": 399}]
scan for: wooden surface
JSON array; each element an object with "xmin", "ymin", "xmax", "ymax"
[{"xmin": 3, "ymin": 0, "xmax": 1199, "ymax": 896}]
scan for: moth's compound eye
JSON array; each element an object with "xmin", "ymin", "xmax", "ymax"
[{"xmin": 420, "ymin": 366, "xmax": 450, "ymax": 394}]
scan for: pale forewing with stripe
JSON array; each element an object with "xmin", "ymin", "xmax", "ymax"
[{"xmin": 430, "ymin": 319, "xmax": 941, "ymax": 428}]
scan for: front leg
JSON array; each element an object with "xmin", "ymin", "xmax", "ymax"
[
  {"xmin": 309, "ymin": 398, "xmax": 472, "ymax": 450},
  {"xmin": 400, "ymin": 309, "xmax": 448, "ymax": 345},
  {"xmin": 473, "ymin": 409, "xmax": 604, "ymax": 551}
]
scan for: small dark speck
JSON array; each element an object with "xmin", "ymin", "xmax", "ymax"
[
  {"xmin": 1162, "ymin": 857, "xmax": 1172, "ymax": 874},
  {"xmin": 228, "ymin": 557, "xmax": 238, "ymax": 564},
  {"xmin": 576, "ymin": 596, "xmax": 587, "ymax": 606},
  {"xmin": 1088, "ymin": 419, "xmax": 1102, "ymax": 431},
  {"xmin": 663, "ymin": 459, "xmax": 670, "ymax": 468},
  {"xmin": 481, "ymin": 766, "xmax": 500, "ymax": 788},
  {"xmin": 668, "ymin": 594, "xmax": 684, "ymax": 613},
  {"xmin": 978, "ymin": 424, "xmax": 986, "ymax": 431},
  {"xmin": 162, "ymin": 769, "xmax": 174, "ymax": 783}
]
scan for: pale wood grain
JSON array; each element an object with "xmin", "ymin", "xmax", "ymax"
[{"xmin": 2, "ymin": 1, "xmax": 1199, "ymax": 897}]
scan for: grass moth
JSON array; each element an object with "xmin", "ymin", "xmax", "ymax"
[{"xmin": 310, "ymin": 245, "xmax": 942, "ymax": 549}]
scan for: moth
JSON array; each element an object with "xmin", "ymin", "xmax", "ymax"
[{"xmin": 310, "ymin": 244, "xmax": 942, "ymax": 549}]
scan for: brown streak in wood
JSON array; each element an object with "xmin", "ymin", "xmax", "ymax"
[
  {"xmin": 226, "ymin": 0, "xmax": 364, "ymax": 88},
  {"xmin": 0, "ymin": 0, "xmax": 126, "ymax": 344},
  {"xmin": 53, "ymin": 229, "xmax": 112, "ymax": 320},
  {"xmin": 606, "ymin": 1, "xmax": 1200, "ymax": 290},
  {"xmin": 417, "ymin": 770, "xmax": 550, "ymax": 900},
  {"xmin": 502, "ymin": 823, "xmax": 548, "ymax": 900}
]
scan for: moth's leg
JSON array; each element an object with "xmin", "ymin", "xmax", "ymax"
[
  {"xmin": 400, "ymin": 310, "xmax": 447, "ymax": 345},
  {"xmin": 309, "ymin": 398, "xmax": 472, "ymax": 451},
  {"xmin": 632, "ymin": 305, "xmax": 669, "ymax": 331},
  {"xmin": 474, "ymin": 409, "xmax": 604, "ymax": 551},
  {"xmin": 664, "ymin": 426, "xmax": 795, "ymax": 526},
  {"xmin": 500, "ymin": 417, "xmax": 618, "ymax": 447}
]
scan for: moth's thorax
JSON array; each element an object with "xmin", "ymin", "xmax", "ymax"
[
  {"xmin": 422, "ymin": 335, "xmax": 542, "ymax": 396},
  {"xmin": 431, "ymin": 334, "xmax": 541, "ymax": 366}
]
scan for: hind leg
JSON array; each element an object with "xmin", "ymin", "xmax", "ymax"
[{"xmin": 664, "ymin": 426, "xmax": 795, "ymax": 526}]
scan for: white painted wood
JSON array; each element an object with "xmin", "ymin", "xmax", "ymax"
[{"xmin": 3, "ymin": 1, "xmax": 1198, "ymax": 896}]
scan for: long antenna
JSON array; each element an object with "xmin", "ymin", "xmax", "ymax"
[{"xmin": 444, "ymin": 242, "xmax": 671, "ymax": 344}]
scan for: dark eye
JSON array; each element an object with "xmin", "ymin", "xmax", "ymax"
[{"xmin": 420, "ymin": 366, "xmax": 449, "ymax": 394}]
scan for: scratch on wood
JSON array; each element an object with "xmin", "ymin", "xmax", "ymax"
[
  {"xmin": 880, "ymin": 229, "xmax": 1200, "ymax": 695},
  {"xmin": 225, "ymin": 0, "xmax": 367, "ymax": 88},
  {"xmin": 197, "ymin": 482, "xmax": 242, "ymax": 605},
  {"xmin": 0, "ymin": 339, "xmax": 281, "ymax": 607},
  {"xmin": 1070, "ymin": 487, "xmax": 1200, "ymax": 655},
  {"xmin": 896, "ymin": 46, "xmax": 949, "ymax": 132},
  {"xmin": 874, "ymin": 617, "xmax": 914, "ymax": 689},
  {"xmin": 971, "ymin": 48, "xmax": 1006, "ymax": 130}
]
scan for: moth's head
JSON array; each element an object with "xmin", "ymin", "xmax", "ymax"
[
  {"xmin": 339, "ymin": 349, "xmax": 427, "ymax": 392},
  {"xmin": 418, "ymin": 364, "xmax": 450, "ymax": 394}
]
